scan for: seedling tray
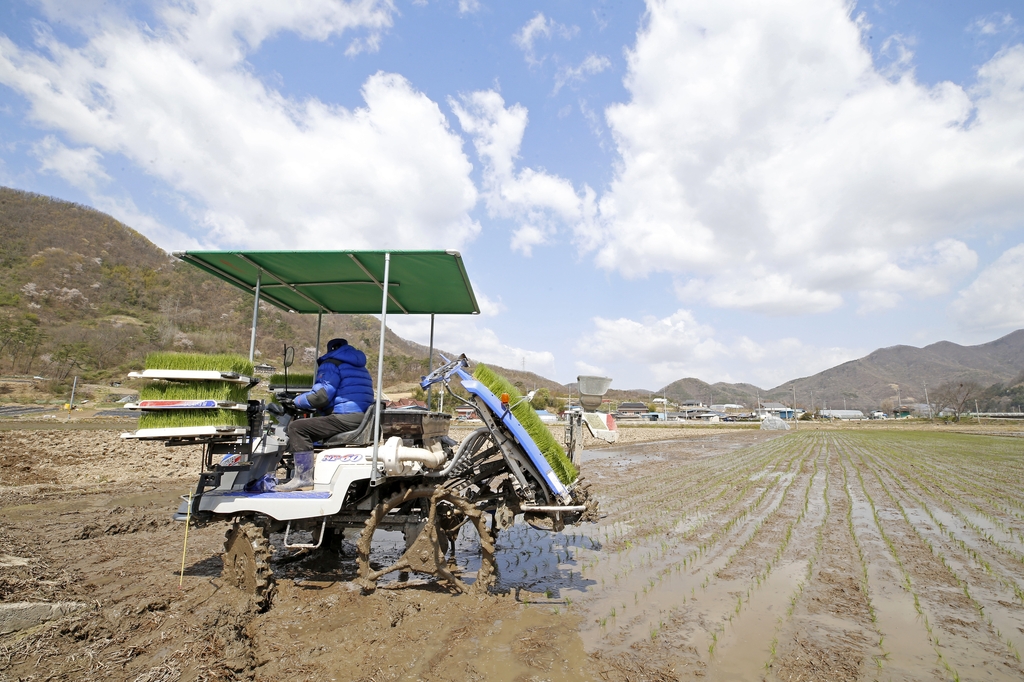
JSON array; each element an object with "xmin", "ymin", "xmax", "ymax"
[
  {"xmin": 128, "ymin": 369, "xmax": 255, "ymax": 384},
  {"xmin": 126, "ymin": 400, "xmax": 248, "ymax": 411},
  {"xmin": 121, "ymin": 425, "xmax": 248, "ymax": 440}
]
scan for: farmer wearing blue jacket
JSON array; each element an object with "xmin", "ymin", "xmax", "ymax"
[{"xmin": 278, "ymin": 338, "xmax": 375, "ymax": 491}]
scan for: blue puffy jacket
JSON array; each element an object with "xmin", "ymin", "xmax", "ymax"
[{"xmin": 294, "ymin": 343, "xmax": 374, "ymax": 415}]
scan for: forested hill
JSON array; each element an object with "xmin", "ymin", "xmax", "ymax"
[
  {"xmin": 758, "ymin": 332, "xmax": 1024, "ymax": 413},
  {"xmin": 659, "ymin": 331, "xmax": 1024, "ymax": 413},
  {"xmin": 0, "ymin": 187, "xmax": 564, "ymax": 393},
  {"xmin": 6, "ymin": 186, "xmax": 1016, "ymax": 410}
]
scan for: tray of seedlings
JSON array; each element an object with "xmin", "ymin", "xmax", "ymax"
[{"xmin": 122, "ymin": 352, "xmax": 257, "ymax": 441}]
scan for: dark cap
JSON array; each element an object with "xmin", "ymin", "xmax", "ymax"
[{"xmin": 326, "ymin": 338, "xmax": 348, "ymax": 352}]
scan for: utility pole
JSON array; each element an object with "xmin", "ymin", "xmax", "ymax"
[{"xmin": 924, "ymin": 382, "xmax": 933, "ymax": 423}]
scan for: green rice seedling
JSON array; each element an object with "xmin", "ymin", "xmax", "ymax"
[
  {"xmin": 140, "ymin": 380, "xmax": 248, "ymax": 404},
  {"xmin": 139, "ymin": 353, "xmax": 254, "ymax": 430},
  {"xmin": 139, "ymin": 409, "xmax": 248, "ymax": 429},
  {"xmin": 269, "ymin": 372, "xmax": 315, "ymax": 388},
  {"xmin": 472, "ymin": 363, "xmax": 578, "ymax": 485},
  {"xmin": 145, "ymin": 352, "xmax": 253, "ymax": 375}
]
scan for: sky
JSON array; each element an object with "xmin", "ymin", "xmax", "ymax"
[{"xmin": 1, "ymin": 0, "xmax": 1022, "ymax": 391}]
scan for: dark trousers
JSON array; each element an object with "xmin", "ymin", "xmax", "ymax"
[{"xmin": 287, "ymin": 412, "xmax": 365, "ymax": 452}]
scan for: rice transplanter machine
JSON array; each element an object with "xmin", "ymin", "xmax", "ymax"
[{"xmin": 123, "ymin": 251, "xmax": 599, "ymax": 602}]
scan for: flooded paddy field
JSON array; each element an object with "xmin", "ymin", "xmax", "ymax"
[{"xmin": 3, "ymin": 423, "xmax": 1024, "ymax": 680}]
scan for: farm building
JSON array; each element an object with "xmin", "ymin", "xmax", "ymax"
[
  {"xmin": 455, "ymin": 405, "xmax": 478, "ymax": 419},
  {"xmin": 820, "ymin": 409, "xmax": 866, "ymax": 420},
  {"xmin": 759, "ymin": 401, "xmax": 795, "ymax": 420},
  {"xmin": 617, "ymin": 402, "xmax": 648, "ymax": 416}
]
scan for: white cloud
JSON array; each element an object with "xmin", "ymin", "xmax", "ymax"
[
  {"xmin": 451, "ymin": 89, "xmax": 594, "ymax": 255},
  {"xmin": 553, "ymin": 54, "xmax": 611, "ymax": 94},
  {"xmin": 0, "ymin": 1, "xmax": 480, "ymax": 251},
  {"xmin": 157, "ymin": 0, "xmax": 397, "ymax": 63},
  {"xmin": 580, "ymin": 309, "xmax": 728, "ymax": 383},
  {"xmin": 575, "ymin": 361, "xmax": 607, "ymax": 376},
  {"xmin": 676, "ymin": 273, "xmax": 843, "ymax": 316},
  {"xmin": 513, "ymin": 12, "xmax": 577, "ymax": 66},
  {"xmin": 30, "ymin": 136, "xmax": 202, "ymax": 251},
  {"xmin": 950, "ymin": 244, "xmax": 1024, "ymax": 331},
  {"xmin": 730, "ymin": 336, "xmax": 862, "ymax": 388},
  {"xmin": 582, "ymin": 0, "xmax": 1024, "ymax": 315},
  {"xmin": 969, "ymin": 13, "xmax": 1016, "ymax": 36},
  {"xmin": 385, "ymin": 291, "xmax": 556, "ymax": 378},
  {"xmin": 514, "ymin": 13, "xmax": 551, "ymax": 65},
  {"xmin": 32, "ymin": 136, "xmax": 110, "ymax": 191},
  {"xmin": 91, "ymin": 194, "xmax": 206, "ymax": 252},
  {"xmin": 385, "ymin": 308, "xmax": 557, "ymax": 380},
  {"xmin": 458, "ymin": 0, "xmax": 481, "ymax": 16},
  {"xmin": 575, "ymin": 308, "xmax": 863, "ymax": 387}
]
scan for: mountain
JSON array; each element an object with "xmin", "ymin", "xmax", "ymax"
[
  {"xmin": 660, "ymin": 377, "xmax": 764, "ymax": 407},
  {"xmin": 0, "ymin": 187, "xmax": 558, "ymax": 392},
  {"xmin": 657, "ymin": 331, "xmax": 1024, "ymax": 412},
  {"xmin": 4, "ymin": 186, "xmax": 1019, "ymax": 410},
  {"xmin": 763, "ymin": 332, "xmax": 1024, "ymax": 411}
]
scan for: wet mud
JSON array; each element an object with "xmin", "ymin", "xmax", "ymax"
[{"xmin": 3, "ymin": 426, "xmax": 1024, "ymax": 680}]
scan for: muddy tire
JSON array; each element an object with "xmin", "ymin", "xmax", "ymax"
[
  {"xmin": 356, "ymin": 486, "xmax": 495, "ymax": 594},
  {"xmin": 223, "ymin": 519, "xmax": 275, "ymax": 609}
]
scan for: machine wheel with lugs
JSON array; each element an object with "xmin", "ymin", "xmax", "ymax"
[
  {"xmin": 222, "ymin": 519, "xmax": 275, "ymax": 608},
  {"xmin": 355, "ymin": 485, "xmax": 495, "ymax": 594}
]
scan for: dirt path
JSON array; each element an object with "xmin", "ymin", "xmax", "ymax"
[{"xmin": 4, "ymin": 426, "xmax": 1024, "ymax": 680}]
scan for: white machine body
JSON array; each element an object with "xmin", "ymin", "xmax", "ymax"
[{"xmin": 193, "ymin": 437, "xmax": 446, "ymax": 521}]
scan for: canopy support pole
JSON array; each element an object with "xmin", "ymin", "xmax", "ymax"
[
  {"xmin": 426, "ymin": 313, "xmax": 435, "ymax": 410},
  {"xmin": 315, "ymin": 312, "xmax": 323, "ymax": 362},
  {"xmin": 248, "ymin": 270, "xmax": 262, "ymax": 363},
  {"xmin": 370, "ymin": 253, "xmax": 391, "ymax": 487}
]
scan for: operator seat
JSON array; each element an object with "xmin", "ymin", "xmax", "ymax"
[{"xmin": 319, "ymin": 402, "xmax": 383, "ymax": 448}]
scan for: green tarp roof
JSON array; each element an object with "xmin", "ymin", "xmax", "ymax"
[{"xmin": 174, "ymin": 250, "xmax": 479, "ymax": 315}]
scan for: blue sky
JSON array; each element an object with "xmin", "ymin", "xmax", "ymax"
[{"xmin": 1, "ymin": 0, "xmax": 1022, "ymax": 391}]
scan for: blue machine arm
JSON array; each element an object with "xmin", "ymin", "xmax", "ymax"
[{"xmin": 422, "ymin": 355, "xmax": 570, "ymax": 498}]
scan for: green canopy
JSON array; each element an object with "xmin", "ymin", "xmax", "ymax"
[{"xmin": 173, "ymin": 250, "xmax": 479, "ymax": 315}]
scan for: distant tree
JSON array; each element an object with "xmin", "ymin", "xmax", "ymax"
[
  {"xmin": 50, "ymin": 342, "xmax": 91, "ymax": 381},
  {"xmin": 531, "ymin": 388, "xmax": 551, "ymax": 410},
  {"xmin": 934, "ymin": 380, "xmax": 982, "ymax": 422}
]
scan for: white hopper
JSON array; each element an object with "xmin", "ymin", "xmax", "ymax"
[
  {"xmin": 577, "ymin": 375, "xmax": 617, "ymax": 443},
  {"xmin": 577, "ymin": 375, "xmax": 612, "ymax": 411}
]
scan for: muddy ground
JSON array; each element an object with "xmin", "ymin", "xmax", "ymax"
[{"xmin": 3, "ymin": 421, "xmax": 1024, "ymax": 681}]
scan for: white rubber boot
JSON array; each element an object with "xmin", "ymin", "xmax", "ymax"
[{"xmin": 277, "ymin": 451, "xmax": 314, "ymax": 491}]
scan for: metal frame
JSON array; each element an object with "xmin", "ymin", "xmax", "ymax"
[{"xmin": 176, "ymin": 250, "xmax": 480, "ymax": 490}]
